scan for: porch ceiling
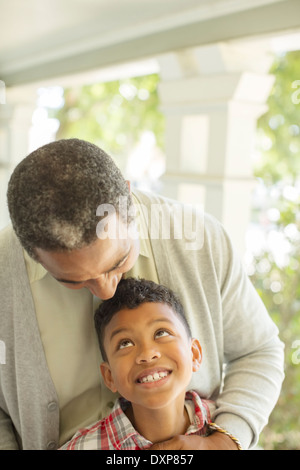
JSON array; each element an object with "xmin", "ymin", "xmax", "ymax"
[{"xmin": 1, "ymin": 0, "xmax": 300, "ymax": 87}]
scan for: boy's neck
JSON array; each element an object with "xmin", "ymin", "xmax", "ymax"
[{"xmin": 125, "ymin": 394, "xmax": 190, "ymax": 444}]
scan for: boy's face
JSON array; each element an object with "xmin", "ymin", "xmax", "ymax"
[{"xmin": 100, "ymin": 302, "xmax": 202, "ymax": 410}]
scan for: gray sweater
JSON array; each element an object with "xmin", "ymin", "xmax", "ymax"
[{"xmin": 0, "ymin": 190, "xmax": 284, "ymax": 450}]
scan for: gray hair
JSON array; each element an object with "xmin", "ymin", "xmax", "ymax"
[{"xmin": 7, "ymin": 138, "xmax": 133, "ymax": 259}]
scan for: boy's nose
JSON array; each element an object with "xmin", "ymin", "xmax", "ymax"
[{"xmin": 136, "ymin": 345, "xmax": 161, "ymax": 364}]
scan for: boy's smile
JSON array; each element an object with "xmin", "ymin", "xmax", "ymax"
[
  {"xmin": 100, "ymin": 302, "xmax": 202, "ymax": 411},
  {"xmin": 135, "ymin": 368, "xmax": 170, "ymax": 384}
]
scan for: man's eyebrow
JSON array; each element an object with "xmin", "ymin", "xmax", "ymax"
[{"xmin": 54, "ymin": 248, "xmax": 131, "ymax": 284}]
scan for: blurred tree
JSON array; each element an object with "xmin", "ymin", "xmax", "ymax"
[
  {"xmin": 250, "ymin": 50, "xmax": 300, "ymax": 450},
  {"xmin": 51, "ymin": 74, "xmax": 165, "ymax": 174},
  {"xmin": 255, "ymin": 51, "xmax": 300, "ymax": 184}
]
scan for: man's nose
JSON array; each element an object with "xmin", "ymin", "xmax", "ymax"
[{"xmin": 88, "ymin": 274, "xmax": 120, "ymax": 299}]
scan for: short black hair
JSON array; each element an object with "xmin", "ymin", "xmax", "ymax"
[{"xmin": 94, "ymin": 278, "xmax": 191, "ymax": 362}]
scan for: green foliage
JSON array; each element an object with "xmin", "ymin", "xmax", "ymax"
[
  {"xmin": 251, "ymin": 50, "xmax": 300, "ymax": 450},
  {"xmin": 52, "ymin": 74, "xmax": 165, "ymax": 173},
  {"xmin": 255, "ymin": 51, "xmax": 300, "ymax": 185},
  {"xmin": 250, "ymin": 199, "xmax": 300, "ymax": 449}
]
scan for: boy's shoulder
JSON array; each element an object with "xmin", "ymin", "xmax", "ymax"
[{"xmin": 184, "ymin": 390, "xmax": 216, "ymax": 438}]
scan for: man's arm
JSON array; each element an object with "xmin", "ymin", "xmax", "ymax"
[
  {"xmin": 0, "ymin": 409, "xmax": 19, "ymax": 450},
  {"xmin": 210, "ymin": 224, "xmax": 285, "ymax": 449},
  {"xmin": 213, "ymin": 336, "xmax": 284, "ymax": 449}
]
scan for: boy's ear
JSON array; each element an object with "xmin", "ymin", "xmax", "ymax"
[
  {"xmin": 100, "ymin": 362, "xmax": 118, "ymax": 393},
  {"xmin": 191, "ymin": 338, "xmax": 202, "ymax": 372}
]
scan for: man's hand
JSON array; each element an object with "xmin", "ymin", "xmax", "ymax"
[{"xmin": 149, "ymin": 432, "xmax": 239, "ymax": 450}]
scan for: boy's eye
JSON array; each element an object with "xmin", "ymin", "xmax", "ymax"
[
  {"xmin": 118, "ymin": 339, "xmax": 134, "ymax": 350},
  {"xmin": 155, "ymin": 329, "xmax": 171, "ymax": 339}
]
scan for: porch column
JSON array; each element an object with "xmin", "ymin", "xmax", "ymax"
[
  {"xmin": 157, "ymin": 42, "xmax": 274, "ymax": 255},
  {"xmin": 0, "ymin": 85, "xmax": 37, "ymax": 229}
]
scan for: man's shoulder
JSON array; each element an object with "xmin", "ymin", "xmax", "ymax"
[
  {"xmin": 0, "ymin": 224, "xmax": 14, "ymax": 241},
  {"xmin": 133, "ymin": 189, "xmax": 221, "ymax": 225},
  {"xmin": 0, "ymin": 225, "xmax": 27, "ymax": 281},
  {"xmin": 133, "ymin": 189, "xmax": 226, "ymax": 248},
  {"xmin": 0, "ymin": 225, "xmax": 14, "ymax": 258}
]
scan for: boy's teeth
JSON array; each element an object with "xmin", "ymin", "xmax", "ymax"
[{"xmin": 139, "ymin": 371, "xmax": 168, "ymax": 383}]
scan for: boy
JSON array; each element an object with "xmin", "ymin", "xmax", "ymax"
[{"xmin": 61, "ymin": 278, "xmax": 241, "ymax": 450}]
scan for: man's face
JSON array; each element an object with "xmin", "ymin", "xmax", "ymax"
[
  {"xmin": 100, "ymin": 302, "xmax": 202, "ymax": 410},
  {"xmin": 35, "ymin": 214, "xmax": 140, "ymax": 299}
]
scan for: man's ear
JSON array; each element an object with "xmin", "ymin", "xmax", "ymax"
[
  {"xmin": 100, "ymin": 362, "xmax": 118, "ymax": 393},
  {"xmin": 191, "ymin": 338, "xmax": 202, "ymax": 372},
  {"xmin": 126, "ymin": 180, "xmax": 131, "ymax": 192}
]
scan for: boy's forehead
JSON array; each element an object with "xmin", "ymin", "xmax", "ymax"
[
  {"xmin": 116, "ymin": 301, "xmax": 176, "ymax": 320},
  {"xmin": 106, "ymin": 302, "xmax": 185, "ymax": 337}
]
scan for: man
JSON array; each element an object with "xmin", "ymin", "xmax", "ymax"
[{"xmin": 0, "ymin": 138, "xmax": 284, "ymax": 450}]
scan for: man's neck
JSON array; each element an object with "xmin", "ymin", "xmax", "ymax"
[{"xmin": 125, "ymin": 395, "xmax": 190, "ymax": 444}]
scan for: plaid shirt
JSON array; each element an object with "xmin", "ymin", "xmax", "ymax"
[{"xmin": 60, "ymin": 390, "xmax": 214, "ymax": 450}]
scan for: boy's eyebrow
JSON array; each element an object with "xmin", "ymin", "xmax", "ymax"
[
  {"xmin": 54, "ymin": 248, "xmax": 131, "ymax": 284},
  {"xmin": 109, "ymin": 318, "xmax": 174, "ymax": 341},
  {"xmin": 110, "ymin": 327, "xmax": 131, "ymax": 341}
]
